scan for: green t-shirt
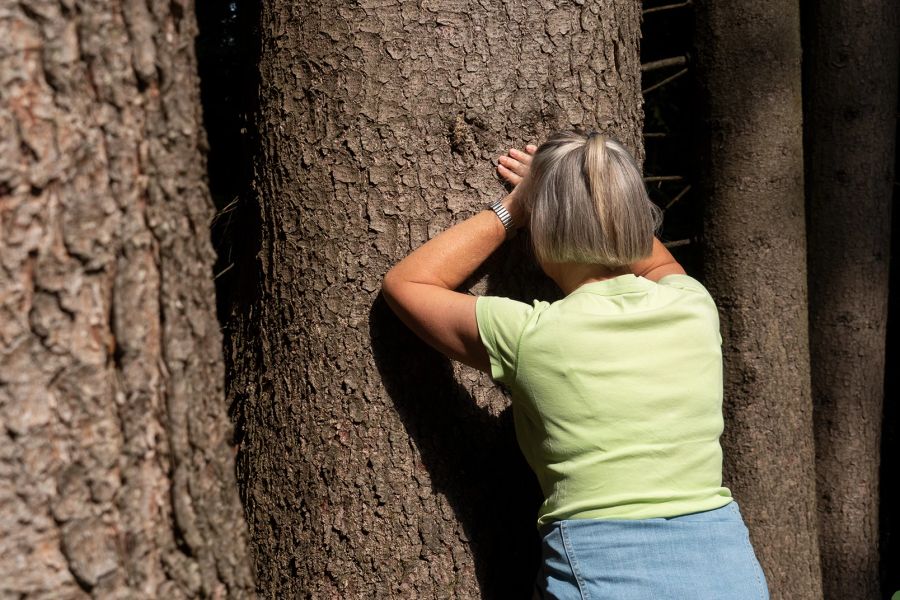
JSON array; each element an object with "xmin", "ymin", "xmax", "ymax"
[{"xmin": 475, "ymin": 273, "xmax": 733, "ymax": 529}]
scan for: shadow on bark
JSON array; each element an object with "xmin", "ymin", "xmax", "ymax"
[{"xmin": 369, "ymin": 238, "xmax": 552, "ymax": 598}]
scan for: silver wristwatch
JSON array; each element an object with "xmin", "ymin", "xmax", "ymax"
[{"xmin": 488, "ymin": 198, "xmax": 516, "ymax": 236}]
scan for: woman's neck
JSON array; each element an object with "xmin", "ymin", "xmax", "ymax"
[{"xmin": 544, "ymin": 262, "xmax": 634, "ymax": 296}]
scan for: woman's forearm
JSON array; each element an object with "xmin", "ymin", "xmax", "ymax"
[
  {"xmin": 628, "ymin": 236, "xmax": 687, "ymax": 281},
  {"xmin": 385, "ymin": 194, "xmax": 524, "ymax": 290}
]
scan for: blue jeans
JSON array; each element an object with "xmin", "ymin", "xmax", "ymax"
[{"xmin": 533, "ymin": 500, "xmax": 769, "ymax": 599}]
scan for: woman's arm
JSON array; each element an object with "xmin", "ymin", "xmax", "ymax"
[
  {"xmin": 382, "ymin": 145, "xmax": 536, "ymax": 374},
  {"xmin": 628, "ymin": 237, "xmax": 687, "ymax": 281},
  {"xmin": 381, "ymin": 191, "xmax": 526, "ymax": 373}
]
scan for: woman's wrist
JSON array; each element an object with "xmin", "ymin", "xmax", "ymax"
[{"xmin": 500, "ymin": 193, "xmax": 527, "ymax": 229}]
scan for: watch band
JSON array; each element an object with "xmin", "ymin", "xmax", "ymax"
[{"xmin": 488, "ymin": 198, "xmax": 515, "ymax": 233}]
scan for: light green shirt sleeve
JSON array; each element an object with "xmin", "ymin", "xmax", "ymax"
[
  {"xmin": 657, "ymin": 273, "xmax": 710, "ymax": 294},
  {"xmin": 475, "ymin": 295, "xmax": 536, "ymax": 385},
  {"xmin": 658, "ymin": 274, "xmax": 724, "ymax": 346}
]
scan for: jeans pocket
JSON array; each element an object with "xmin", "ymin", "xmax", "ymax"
[{"xmin": 738, "ymin": 527, "xmax": 770, "ymax": 599}]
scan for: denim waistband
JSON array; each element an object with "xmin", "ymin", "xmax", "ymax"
[{"xmin": 538, "ymin": 499, "xmax": 740, "ymax": 537}]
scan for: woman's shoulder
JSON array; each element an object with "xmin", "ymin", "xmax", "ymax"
[
  {"xmin": 475, "ymin": 295, "xmax": 554, "ymax": 385},
  {"xmin": 654, "ymin": 274, "xmax": 721, "ymax": 310},
  {"xmin": 655, "ymin": 273, "xmax": 711, "ymax": 295},
  {"xmin": 654, "ymin": 274, "xmax": 723, "ymax": 345},
  {"xmin": 476, "ymin": 295, "xmax": 553, "ymax": 330}
]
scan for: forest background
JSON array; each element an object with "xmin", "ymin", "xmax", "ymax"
[{"xmin": 0, "ymin": 0, "xmax": 897, "ymax": 598}]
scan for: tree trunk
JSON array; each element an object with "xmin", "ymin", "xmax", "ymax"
[
  {"xmin": 0, "ymin": 0, "xmax": 255, "ymax": 597},
  {"xmin": 228, "ymin": 1, "xmax": 644, "ymax": 596},
  {"xmin": 692, "ymin": 1, "xmax": 823, "ymax": 598},
  {"xmin": 801, "ymin": 0, "xmax": 899, "ymax": 597}
]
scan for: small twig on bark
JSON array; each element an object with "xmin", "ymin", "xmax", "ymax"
[
  {"xmin": 214, "ymin": 263, "xmax": 235, "ymax": 280},
  {"xmin": 210, "ymin": 196, "xmax": 240, "ymax": 227},
  {"xmin": 663, "ymin": 238, "xmax": 692, "ymax": 249},
  {"xmin": 644, "ymin": 175, "xmax": 684, "ymax": 183},
  {"xmin": 641, "ymin": 56, "xmax": 688, "ymax": 73},
  {"xmin": 664, "ymin": 184, "xmax": 692, "ymax": 211},
  {"xmin": 643, "ymin": 1, "xmax": 692, "ymax": 16},
  {"xmin": 642, "ymin": 68, "xmax": 688, "ymax": 95}
]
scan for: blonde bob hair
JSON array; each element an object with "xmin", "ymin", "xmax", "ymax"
[{"xmin": 516, "ymin": 129, "xmax": 663, "ymax": 269}]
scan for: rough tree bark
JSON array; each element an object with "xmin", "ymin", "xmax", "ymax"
[
  {"xmin": 692, "ymin": 1, "xmax": 824, "ymax": 598},
  {"xmin": 227, "ymin": 0, "xmax": 644, "ymax": 596},
  {"xmin": 801, "ymin": 0, "xmax": 899, "ymax": 597},
  {"xmin": 0, "ymin": 0, "xmax": 255, "ymax": 597}
]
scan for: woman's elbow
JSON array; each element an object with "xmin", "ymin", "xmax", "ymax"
[{"xmin": 381, "ymin": 269, "xmax": 403, "ymax": 311}]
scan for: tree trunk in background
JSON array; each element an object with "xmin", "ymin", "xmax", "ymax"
[
  {"xmin": 801, "ymin": 1, "xmax": 899, "ymax": 598},
  {"xmin": 0, "ymin": 1, "xmax": 255, "ymax": 597},
  {"xmin": 692, "ymin": 1, "xmax": 823, "ymax": 598},
  {"xmin": 228, "ymin": 1, "xmax": 643, "ymax": 595}
]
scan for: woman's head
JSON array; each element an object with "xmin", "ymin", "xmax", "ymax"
[{"xmin": 517, "ymin": 129, "xmax": 663, "ymax": 272}]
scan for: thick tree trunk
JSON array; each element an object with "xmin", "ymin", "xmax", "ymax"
[
  {"xmin": 229, "ymin": 1, "xmax": 644, "ymax": 596},
  {"xmin": 0, "ymin": 0, "xmax": 255, "ymax": 597},
  {"xmin": 692, "ymin": 1, "xmax": 823, "ymax": 598},
  {"xmin": 801, "ymin": 1, "xmax": 899, "ymax": 598}
]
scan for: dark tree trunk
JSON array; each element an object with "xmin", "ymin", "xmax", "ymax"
[
  {"xmin": 228, "ymin": 0, "xmax": 644, "ymax": 595},
  {"xmin": 692, "ymin": 1, "xmax": 824, "ymax": 597},
  {"xmin": 801, "ymin": 0, "xmax": 899, "ymax": 598},
  {"xmin": 0, "ymin": 0, "xmax": 255, "ymax": 597}
]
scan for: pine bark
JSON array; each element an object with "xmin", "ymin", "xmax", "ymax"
[
  {"xmin": 0, "ymin": 0, "xmax": 255, "ymax": 597},
  {"xmin": 692, "ymin": 1, "xmax": 823, "ymax": 598},
  {"xmin": 228, "ymin": 0, "xmax": 644, "ymax": 596},
  {"xmin": 801, "ymin": 1, "xmax": 899, "ymax": 598}
]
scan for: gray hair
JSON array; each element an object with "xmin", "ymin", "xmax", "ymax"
[{"xmin": 517, "ymin": 130, "xmax": 663, "ymax": 268}]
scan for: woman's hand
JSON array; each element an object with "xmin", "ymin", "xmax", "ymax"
[
  {"xmin": 496, "ymin": 144, "xmax": 537, "ymax": 228},
  {"xmin": 496, "ymin": 144, "xmax": 537, "ymax": 187}
]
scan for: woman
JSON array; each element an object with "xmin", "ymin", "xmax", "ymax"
[{"xmin": 381, "ymin": 129, "xmax": 769, "ymax": 599}]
